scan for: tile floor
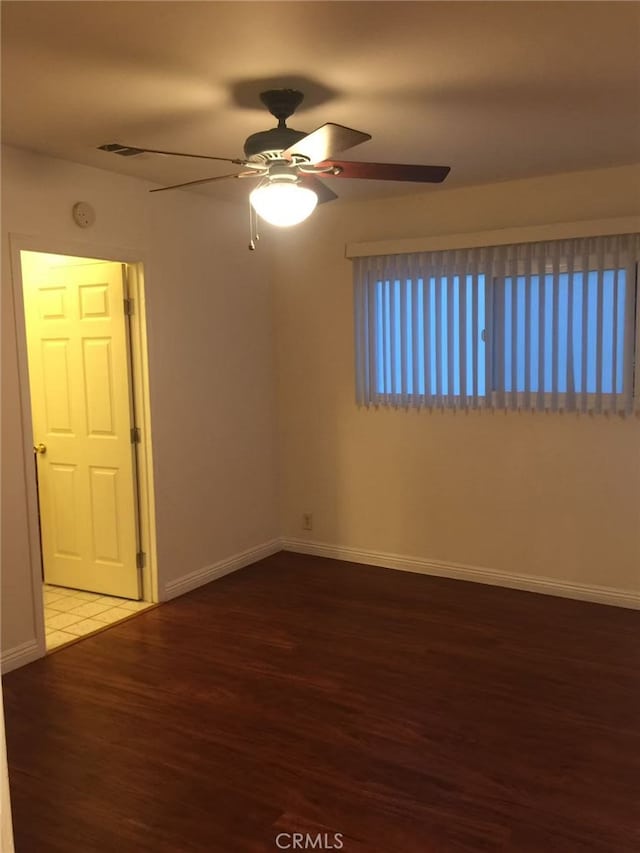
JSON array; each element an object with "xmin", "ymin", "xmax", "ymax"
[{"xmin": 43, "ymin": 584, "xmax": 153, "ymax": 651}]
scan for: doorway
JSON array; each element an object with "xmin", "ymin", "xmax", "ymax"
[{"xmin": 16, "ymin": 248, "xmax": 158, "ymax": 653}]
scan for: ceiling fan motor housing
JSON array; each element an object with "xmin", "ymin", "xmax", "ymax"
[
  {"xmin": 243, "ymin": 126, "xmax": 307, "ymax": 161},
  {"xmin": 244, "ymin": 89, "xmax": 308, "ymax": 161}
]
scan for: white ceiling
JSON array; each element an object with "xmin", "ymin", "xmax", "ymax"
[{"xmin": 2, "ymin": 1, "xmax": 639, "ymax": 204}]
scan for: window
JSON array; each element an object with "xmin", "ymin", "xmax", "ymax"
[
  {"xmin": 372, "ymin": 274, "xmax": 487, "ymax": 398},
  {"xmin": 493, "ymin": 269, "xmax": 627, "ymax": 397},
  {"xmin": 353, "ymin": 234, "xmax": 639, "ymax": 413}
]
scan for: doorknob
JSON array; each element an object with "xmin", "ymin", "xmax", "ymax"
[{"xmin": 33, "ymin": 443, "xmax": 47, "ymax": 455}]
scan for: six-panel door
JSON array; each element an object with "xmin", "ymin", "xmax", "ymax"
[{"xmin": 23, "ymin": 260, "xmax": 141, "ymax": 599}]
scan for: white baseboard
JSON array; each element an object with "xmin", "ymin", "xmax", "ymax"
[
  {"xmin": 1, "ymin": 639, "xmax": 43, "ymax": 674},
  {"xmin": 282, "ymin": 538, "xmax": 640, "ymax": 610},
  {"xmin": 163, "ymin": 538, "xmax": 282, "ymax": 600}
]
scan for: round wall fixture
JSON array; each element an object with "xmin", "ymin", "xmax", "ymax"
[{"xmin": 72, "ymin": 201, "xmax": 96, "ymax": 228}]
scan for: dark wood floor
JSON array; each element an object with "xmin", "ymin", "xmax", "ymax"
[{"xmin": 3, "ymin": 552, "xmax": 640, "ymax": 852}]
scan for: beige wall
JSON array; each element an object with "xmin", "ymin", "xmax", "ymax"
[
  {"xmin": 273, "ymin": 164, "xmax": 640, "ymax": 594},
  {"xmin": 1, "ymin": 145, "xmax": 279, "ymax": 656}
]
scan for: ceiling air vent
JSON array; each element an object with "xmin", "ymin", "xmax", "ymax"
[{"xmin": 98, "ymin": 143, "xmax": 145, "ymax": 157}]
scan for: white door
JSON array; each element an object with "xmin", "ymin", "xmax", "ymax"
[{"xmin": 22, "ymin": 257, "xmax": 141, "ymax": 599}]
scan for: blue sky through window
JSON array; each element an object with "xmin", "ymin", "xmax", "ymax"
[
  {"xmin": 375, "ymin": 276, "xmax": 487, "ymax": 396},
  {"xmin": 500, "ymin": 270, "xmax": 626, "ymax": 394},
  {"xmin": 374, "ymin": 269, "xmax": 626, "ymax": 398}
]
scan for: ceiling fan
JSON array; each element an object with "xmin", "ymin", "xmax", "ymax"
[{"xmin": 99, "ymin": 88, "xmax": 450, "ymax": 242}]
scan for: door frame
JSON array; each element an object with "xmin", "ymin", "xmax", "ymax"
[{"xmin": 8, "ymin": 233, "xmax": 159, "ymax": 656}]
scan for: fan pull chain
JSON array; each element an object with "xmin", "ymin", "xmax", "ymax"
[{"xmin": 248, "ymin": 197, "xmax": 254, "ymax": 251}]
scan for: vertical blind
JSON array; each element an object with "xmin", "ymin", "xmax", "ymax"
[{"xmin": 353, "ymin": 233, "xmax": 639, "ymax": 413}]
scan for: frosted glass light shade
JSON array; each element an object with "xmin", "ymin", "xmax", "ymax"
[{"xmin": 249, "ymin": 181, "xmax": 318, "ymax": 227}]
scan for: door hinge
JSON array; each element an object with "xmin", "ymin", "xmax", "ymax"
[
  {"xmin": 136, "ymin": 551, "xmax": 146, "ymax": 570},
  {"xmin": 124, "ymin": 297, "xmax": 134, "ymax": 316},
  {"xmin": 130, "ymin": 426, "xmax": 141, "ymax": 444}
]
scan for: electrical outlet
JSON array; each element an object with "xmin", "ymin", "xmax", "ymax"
[{"xmin": 302, "ymin": 513, "xmax": 313, "ymax": 531}]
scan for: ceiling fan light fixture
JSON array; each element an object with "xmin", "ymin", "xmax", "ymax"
[{"xmin": 249, "ymin": 180, "xmax": 318, "ymax": 227}]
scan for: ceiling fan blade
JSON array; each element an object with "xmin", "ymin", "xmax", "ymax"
[
  {"xmin": 99, "ymin": 143, "xmax": 247, "ymax": 166},
  {"xmin": 322, "ymin": 160, "xmax": 451, "ymax": 183},
  {"xmin": 283, "ymin": 123, "xmax": 371, "ymax": 165},
  {"xmin": 149, "ymin": 173, "xmax": 247, "ymax": 193},
  {"xmin": 298, "ymin": 175, "xmax": 338, "ymax": 205}
]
